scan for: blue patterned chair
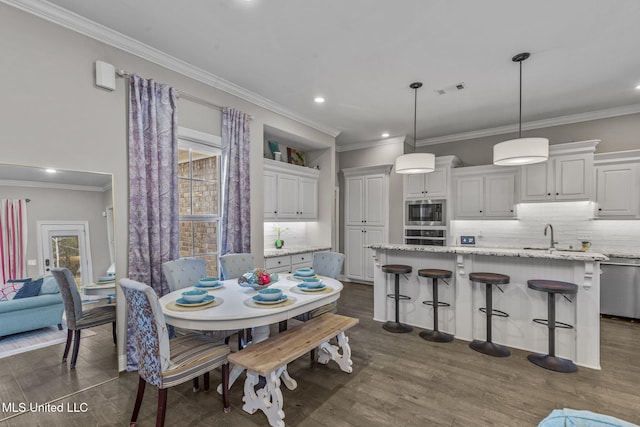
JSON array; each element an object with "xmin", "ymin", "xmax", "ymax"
[
  {"xmin": 120, "ymin": 278, "xmax": 231, "ymax": 426},
  {"xmin": 293, "ymin": 252, "xmax": 345, "ymax": 322},
  {"xmin": 51, "ymin": 268, "xmax": 116, "ymax": 369},
  {"xmin": 219, "ymin": 253, "xmax": 255, "ymax": 280}
]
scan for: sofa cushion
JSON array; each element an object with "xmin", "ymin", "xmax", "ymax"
[
  {"xmin": 14, "ymin": 278, "xmax": 44, "ymax": 299},
  {"xmin": 0, "ymin": 293, "xmax": 63, "ymax": 314},
  {"xmin": 0, "ymin": 280, "xmax": 27, "ymax": 301},
  {"xmin": 39, "ymin": 275, "xmax": 60, "ymax": 295},
  {"xmin": 539, "ymin": 409, "xmax": 639, "ymax": 427}
]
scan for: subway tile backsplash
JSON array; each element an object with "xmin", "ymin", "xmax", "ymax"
[
  {"xmin": 264, "ymin": 222, "xmax": 307, "ymax": 249},
  {"xmin": 451, "ymin": 201, "xmax": 640, "ymax": 253}
]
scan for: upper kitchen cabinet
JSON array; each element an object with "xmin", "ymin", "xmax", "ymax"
[
  {"xmin": 594, "ymin": 150, "xmax": 640, "ymax": 218},
  {"xmin": 403, "ymin": 155, "xmax": 461, "ymax": 199},
  {"xmin": 520, "ymin": 140, "xmax": 598, "ymax": 202},
  {"xmin": 263, "ymin": 158, "xmax": 319, "ymax": 221},
  {"xmin": 453, "ymin": 165, "xmax": 517, "ymax": 219},
  {"xmin": 344, "ymin": 165, "xmax": 392, "ymax": 226}
]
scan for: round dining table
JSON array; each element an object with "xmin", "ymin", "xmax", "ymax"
[{"xmin": 159, "ymin": 274, "xmax": 344, "ymax": 392}]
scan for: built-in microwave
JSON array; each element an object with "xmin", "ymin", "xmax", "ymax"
[{"xmin": 405, "ymin": 199, "xmax": 446, "ymax": 226}]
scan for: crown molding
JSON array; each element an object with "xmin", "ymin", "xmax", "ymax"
[
  {"xmin": 3, "ymin": 0, "xmax": 341, "ymax": 138},
  {"xmin": 417, "ymin": 103, "xmax": 640, "ymax": 147},
  {"xmin": 336, "ymin": 136, "xmax": 405, "ymax": 153}
]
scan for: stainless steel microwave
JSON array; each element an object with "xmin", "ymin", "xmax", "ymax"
[{"xmin": 405, "ymin": 199, "xmax": 446, "ymax": 226}]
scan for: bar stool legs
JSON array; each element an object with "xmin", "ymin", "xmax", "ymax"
[
  {"xmin": 418, "ymin": 269, "xmax": 453, "ymax": 343},
  {"xmin": 468, "ymin": 272, "xmax": 511, "ymax": 357},
  {"xmin": 382, "ymin": 264, "xmax": 413, "ymax": 333}
]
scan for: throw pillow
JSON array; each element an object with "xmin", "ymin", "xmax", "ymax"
[
  {"xmin": 13, "ymin": 278, "xmax": 44, "ymax": 299},
  {"xmin": 0, "ymin": 279, "xmax": 30, "ymax": 301}
]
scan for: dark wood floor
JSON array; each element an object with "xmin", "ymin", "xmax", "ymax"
[{"xmin": 3, "ymin": 282, "xmax": 639, "ymax": 426}]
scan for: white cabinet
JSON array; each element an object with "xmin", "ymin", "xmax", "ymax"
[
  {"xmin": 453, "ymin": 167, "xmax": 516, "ymax": 219},
  {"xmin": 263, "ymin": 159, "xmax": 319, "ymax": 221},
  {"xmin": 342, "ymin": 164, "xmax": 392, "ymax": 282},
  {"xmin": 520, "ymin": 141, "xmax": 598, "ymax": 202},
  {"xmin": 264, "ymin": 251, "xmax": 316, "ymax": 275},
  {"xmin": 594, "ymin": 150, "xmax": 640, "ymax": 218},
  {"xmin": 404, "ymin": 168, "xmax": 447, "ymax": 199}
]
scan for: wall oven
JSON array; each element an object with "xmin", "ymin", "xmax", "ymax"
[
  {"xmin": 404, "ymin": 228, "xmax": 446, "ymax": 246},
  {"xmin": 405, "ymin": 199, "xmax": 446, "ymax": 226}
]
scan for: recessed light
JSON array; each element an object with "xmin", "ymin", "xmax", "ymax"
[
  {"xmin": 45, "ymin": 168, "xmax": 57, "ymax": 173},
  {"xmin": 381, "ymin": 133, "xmax": 390, "ymax": 138},
  {"xmin": 314, "ymin": 97, "xmax": 325, "ymax": 103},
  {"xmin": 636, "ymin": 84, "xmax": 640, "ymax": 90}
]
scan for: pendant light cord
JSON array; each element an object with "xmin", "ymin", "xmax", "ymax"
[
  {"xmin": 519, "ymin": 58, "xmax": 523, "ymax": 138},
  {"xmin": 413, "ymin": 85, "xmax": 418, "ymax": 152}
]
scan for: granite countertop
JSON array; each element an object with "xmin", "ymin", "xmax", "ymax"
[
  {"xmin": 365, "ymin": 243, "xmax": 609, "ymax": 261},
  {"xmin": 264, "ymin": 246, "xmax": 332, "ymax": 258},
  {"xmin": 597, "ymin": 250, "xmax": 640, "ymax": 260}
]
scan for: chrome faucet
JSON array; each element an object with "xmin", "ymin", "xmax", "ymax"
[{"xmin": 544, "ymin": 224, "xmax": 556, "ymax": 249}]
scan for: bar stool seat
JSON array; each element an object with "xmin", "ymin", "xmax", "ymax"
[
  {"xmin": 382, "ymin": 264, "xmax": 412, "ymax": 333},
  {"xmin": 527, "ymin": 279, "xmax": 578, "ymax": 373},
  {"xmin": 469, "ymin": 272, "xmax": 511, "ymax": 357},
  {"xmin": 418, "ymin": 269, "xmax": 453, "ymax": 343}
]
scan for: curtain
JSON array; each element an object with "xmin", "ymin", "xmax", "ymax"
[
  {"xmin": 127, "ymin": 74, "xmax": 179, "ymax": 370},
  {"xmin": 220, "ymin": 107, "xmax": 251, "ymax": 259},
  {"xmin": 0, "ymin": 199, "xmax": 28, "ymax": 283}
]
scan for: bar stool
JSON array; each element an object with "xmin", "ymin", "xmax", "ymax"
[
  {"xmin": 469, "ymin": 272, "xmax": 511, "ymax": 357},
  {"xmin": 382, "ymin": 264, "xmax": 413, "ymax": 333},
  {"xmin": 418, "ymin": 269, "xmax": 453, "ymax": 343},
  {"xmin": 527, "ymin": 279, "xmax": 578, "ymax": 373}
]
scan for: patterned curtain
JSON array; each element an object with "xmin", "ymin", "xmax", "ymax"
[
  {"xmin": 220, "ymin": 107, "xmax": 251, "ymax": 259},
  {"xmin": 127, "ymin": 74, "xmax": 178, "ymax": 370},
  {"xmin": 0, "ymin": 199, "xmax": 28, "ymax": 283}
]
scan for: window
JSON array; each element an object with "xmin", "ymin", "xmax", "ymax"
[{"xmin": 178, "ymin": 137, "xmax": 221, "ymax": 277}]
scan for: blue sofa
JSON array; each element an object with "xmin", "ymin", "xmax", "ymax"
[{"xmin": 0, "ymin": 275, "xmax": 64, "ymax": 337}]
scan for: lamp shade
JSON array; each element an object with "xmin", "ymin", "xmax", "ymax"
[
  {"xmin": 493, "ymin": 137, "xmax": 549, "ymax": 166},
  {"xmin": 395, "ymin": 152, "xmax": 435, "ymax": 174}
]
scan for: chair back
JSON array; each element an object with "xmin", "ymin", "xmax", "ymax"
[
  {"xmin": 162, "ymin": 258, "xmax": 207, "ymax": 292},
  {"xmin": 312, "ymin": 252, "xmax": 345, "ymax": 279},
  {"xmin": 51, "ymin": 268, "xmax": 83, "ymax": 329},
  {"xmin": 119, "ymin": 278, "xmax": 171, "ymax": 388},
  {"xmin": 219, "ymin": 253, "xmax": 255, "ymax": 280}
]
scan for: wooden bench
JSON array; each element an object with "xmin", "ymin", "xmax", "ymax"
[{"xmin": 228, "ymin": 313, "xmax": 359, "ymax": 427}]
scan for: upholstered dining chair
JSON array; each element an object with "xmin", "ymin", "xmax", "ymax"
[
  {"xmin": 120, "ymin": 278, "xmax": 231, "ymax": 426},
  {"xmin": 51, "ymin": 267, "xmax": 116, "ymax": 369},
  {"xmin": 293, "ymin": 251, "xmax": 345, "ymax": 323},
  {"xmin": 219, "ymin": 253, "xmax": 255, "ymax": 280}
]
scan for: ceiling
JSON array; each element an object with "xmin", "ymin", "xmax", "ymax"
[
  {"xmin": 0, "ymin": 164, "xmax": 113, "ymax": 190},
  {"xmin": 22, "ymin": 0, "xmax": 640, "ymax": 147}
]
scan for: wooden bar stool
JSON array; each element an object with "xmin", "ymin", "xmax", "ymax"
[
  {"xmin": 382, "ymin": 264, "xmax": 413, "ymax": 333},
  {"xmin": 418, "ymin": 269, "xmax": 453, "ymax": 343},
  {"xmin": 469, "ymin": 272, "xmax": 511, "ymax": 357},
  {"xmin": 527, "ymin": 279, "xmax": 578, "ymax": 373}
]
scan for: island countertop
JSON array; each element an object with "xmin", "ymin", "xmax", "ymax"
[{"xmin": 365, "ymin": 243, "xmax": 609, "ymax": 262}]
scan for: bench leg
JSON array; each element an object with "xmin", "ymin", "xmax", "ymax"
[
  {"xmin": 242, "ymin": 369, "xmax": 285, "ymax": 427},
  {"xmin": 317, "ymin": 331, "xmax": 354, "ymax": 373}
]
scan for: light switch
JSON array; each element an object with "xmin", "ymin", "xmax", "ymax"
[{"xmin": 27, "ymin": 259, "xmax": 37, "ymax": 266}]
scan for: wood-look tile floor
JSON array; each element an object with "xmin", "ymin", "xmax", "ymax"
[{"xmin": 2, "ymin": 282, "xmax": 639, "ymax": 426}]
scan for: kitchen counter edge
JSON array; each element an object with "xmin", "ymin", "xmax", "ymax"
[{"xmin": 264, "ymin": 246, "xmax": 332, "ymax": 258}]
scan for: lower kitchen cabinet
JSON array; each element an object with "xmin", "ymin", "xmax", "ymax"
[
  {"xmin": 345, "ymin": 226, "xmax": 383, "ymax": 282},
  {"xmin": 264, "ymin": 251, "xmax": 318, "ymax": 275}
]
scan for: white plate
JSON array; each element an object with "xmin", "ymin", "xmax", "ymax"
[{"xmin": 252, "ymin": 294, "xmax": 288, "ymax": 305}]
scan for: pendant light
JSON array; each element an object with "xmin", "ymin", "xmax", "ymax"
[
  {"xmin": 395, "ymin": 82, "xmax": 435, "ymax": 174},
  {"xmin": 493, "ymin": 52, "xmax": 549, "ymax": 166}
]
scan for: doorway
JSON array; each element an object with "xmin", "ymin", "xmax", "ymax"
[{"xmin": 37, "ymin": 221, "xmax": 93, "ymax": 287}]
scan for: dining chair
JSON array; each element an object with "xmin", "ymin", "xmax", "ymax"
[
  {"xmin": 51, "ymin": 267, "xmax": 116, "ymax": 369},
  {"xmin": 120, "ymin": 278, "xmax": 231, "ymax": 426},
  {"xmin": 293, "ymin": 251, "xmax": 345, "ymax": 322},
  {"xmin": 219, "ymin": 253, "xmax": 255, "ymax": 280}
]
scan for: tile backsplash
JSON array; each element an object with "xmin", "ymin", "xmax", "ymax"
[
  {"xmin": 264, "ymin": 222, "xmax": 307, "ymax": 249},
  {"xmin": 451, "ymin": 201, "xmax": 640, "ymax": 253}
]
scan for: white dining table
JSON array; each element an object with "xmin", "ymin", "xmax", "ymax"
[{"xmin": 158, "ymin": 275, "xmax": 344, "ymax": 391}]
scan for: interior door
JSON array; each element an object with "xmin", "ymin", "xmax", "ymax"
[{"xmin": 38, "ymin": 221, "xmax": 93, "ymax": 287}]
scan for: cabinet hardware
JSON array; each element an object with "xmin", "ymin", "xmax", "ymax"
[{"xmin": 556, "ymin": 193, "xmax": 559, "ymax": 196}]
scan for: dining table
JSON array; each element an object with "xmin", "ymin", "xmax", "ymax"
[{"xmin": 158, "ymin": 274, "xmax": 344, "ymax": 392}]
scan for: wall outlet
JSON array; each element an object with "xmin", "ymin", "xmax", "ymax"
[
  {"xmin": 577, "ymin": 232, "xmax": 592, "ymax": 240},
  {"xmin": 27, "ymin": 259, "xmax": 37, "ymax": 266}
]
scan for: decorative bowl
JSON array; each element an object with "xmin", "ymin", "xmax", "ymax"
[
  {"xmin": 258, "ymin": 288, "xmax": 283, "ymax": 301},
  {"xmin": 238, "ymin": 268, "xmax": 278, "ymax": 290},
  {"xmin": 295, "ymin": 268, "xmax": 315, "ymax": 277},
  {"xmin": 199, "ymin": 277, "xmax": 220, "ymax": 286},
  {"xmin": 181, "ymin": 289, "xmax": 208, "ymax": 302},
  {"xmin": 301, "ymin": 278, "xmax": 323, "ymax": 288}
]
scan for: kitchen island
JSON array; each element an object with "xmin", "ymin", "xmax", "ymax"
[{"xmin": 367, "ymin": 244, "xmax": 608, "ymax": 369}]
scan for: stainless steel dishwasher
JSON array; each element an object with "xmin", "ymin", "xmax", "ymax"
[{"xmin": 600, "ymin": 257, "xmax": 640, "ymax": 319}]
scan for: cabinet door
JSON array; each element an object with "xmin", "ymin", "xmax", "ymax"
[
  {"xmin": 520, "ymin": 161, "xmax": 552, "ymax": 201},
  {"xmin": 596, "ymin": 164, "xmax": 639, "ymax": 217},
  {"xmin": 263, "ymin": 170, "xmax": 278, "ymax": 220},
  {"xmin": 555, "ymin": 154, "xmax": 591, "ymax": 200},
  {"xmin": 424, "ymin": 168, "xmax": 447, "ymax": 198},
  {"xmin": 276, "ymin": 174, "xmax": 299, "ymax": 219},
  {"xmin": 455, "ymin": 176, "xmax": 484, "ymax": 218},
  {"xmin": 364, "ymin": 174, "xmax": 385, "ymax": 226},
  {"xmin": 345, "ymin": 177, "xmax": 364, "ymax": 225},
  {"xmin": 364, "ymin": 227, "xmax": 384, "ymax": 281},
  {"xmin": 484, "ymin": 173, "xmax": 516, "ymax": 217},
  {"xmin": 345, "ymin": 226, "xmax": 365, "ymax": 279},
  {"xmin": 404, "ymin": 174, "xmax": 426, "ymax": 199},
  {"xmin": 298, "ymin": 177, "xmax": 318, "ymax": 219}
]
